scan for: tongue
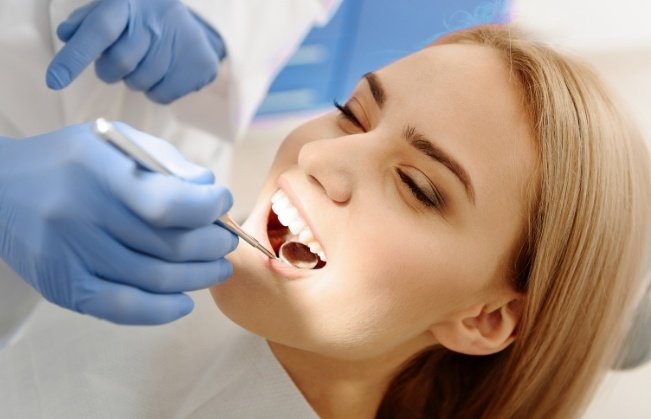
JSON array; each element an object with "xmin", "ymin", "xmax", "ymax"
[
  {"xmin": 268, "ymin": 227, "xmax": 289, "ymax": 254},
  {"xmin": 267, "ymin": 207, "xmax": 292, "ymax": 253}
]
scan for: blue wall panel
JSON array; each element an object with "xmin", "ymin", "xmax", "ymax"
[{"xmin": 256, "ymin": 0, "xmax": 510, "ymax": 115}]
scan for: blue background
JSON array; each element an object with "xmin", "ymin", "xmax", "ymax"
[{"xmin": 256, "ymin": 0, "xmax": 511, "ymax": 115}]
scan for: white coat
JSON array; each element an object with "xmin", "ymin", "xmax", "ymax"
[
  {"xmin": 0, "ymin": 290, "xmax": 319, "ymax": 418},
  {"xmin": 0, "ymin": 0, "xmax": 341, "ymax": 345}
]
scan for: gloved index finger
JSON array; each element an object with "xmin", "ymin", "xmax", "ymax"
[
  {"xmin": 56, "ymin": 1, "xmax": 100, "ymax": 42},
  {"xmin": 46, "ymin": 0, "xmax": 129, "ymax": 90}
]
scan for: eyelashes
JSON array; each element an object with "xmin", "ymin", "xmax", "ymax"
[
  {"xmin": 396, "ymin": 168, "xmax": 444, "ymax": 209},
  {"xmin": 333, "ymin": 100, "xmax": 363, "ymax": 129},
  {"xmin": 333, "ymin": 100, "xmax": 445, "ymax": 211}
]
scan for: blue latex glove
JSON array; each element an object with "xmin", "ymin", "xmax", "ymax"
[
  {"xmin": 46, "ymin": 0, "xmax": 226, "ymax": 104},
  {"xmin": 0, "ymin": 123, "xmax": 238, "ymax": 325}
]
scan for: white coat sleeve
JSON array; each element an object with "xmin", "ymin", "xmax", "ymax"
[{"xmin": 175, "ymin": 0, "xmax": 342, "ymax": 143}]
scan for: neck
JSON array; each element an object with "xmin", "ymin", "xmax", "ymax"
[{"xmin": 267, "ymin": 335, "xmax": 435, "ymax": 419}]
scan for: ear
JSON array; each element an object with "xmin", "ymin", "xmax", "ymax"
[{"xmin": 429, "ymin": 294, "xmax": 524, "ymax": 356}]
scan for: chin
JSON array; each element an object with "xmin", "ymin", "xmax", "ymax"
[
  {"xmin": 208, "ymin": 172, "xmax": 335, "ymax": 344},
  {"xmin": 206, "ymin": 195, "xmax": 315, "ymax": 338},
  {"xmin": 208, "ymin": 242, "xmax": 272, "ymax": 335}
]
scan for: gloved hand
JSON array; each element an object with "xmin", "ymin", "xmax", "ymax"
[
  {"xmin": 46, "ymin": 0, "xmax": 226, "ymax": 104},
  {"xmin": 0, "ymin": 123, "xmax": 238, "ymax": 325}
]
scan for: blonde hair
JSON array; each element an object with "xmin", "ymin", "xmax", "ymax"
[{"xmin": 377, "ymin": 25, "xmax": 651, "ymax": 418}]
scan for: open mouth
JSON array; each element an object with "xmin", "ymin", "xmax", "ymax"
[{"xmin": 266, "ymin": 190, "xmax": 327, "ymax": 269}]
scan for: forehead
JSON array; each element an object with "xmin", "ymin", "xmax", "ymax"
[
  {"xmin": 376, "ymin": 43, "xmax": 522, "ymax": 131},
  {"xmin": 380, "ymin": 43, "xmax": 509, "ymax": 91}
]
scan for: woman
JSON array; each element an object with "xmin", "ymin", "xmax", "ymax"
[
  {"xmin": 1, "ymin": 25, "xmax": 649, "ymax": 418},
  {"xmin": 215, "ymin": 25, "xmax": 651, "ymax": 417}
]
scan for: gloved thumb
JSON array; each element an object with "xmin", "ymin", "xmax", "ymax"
[{"xmin": 113, "ymin": 122, "xmax": 215, "ymax": 185}]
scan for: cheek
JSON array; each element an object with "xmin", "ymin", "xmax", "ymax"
[
  {"xmin": 303, "ymin": 223, "xmax": 463, "ymax": 356},
  {"xmin": 340, "ymin": 222, "xmax": 489, "ymax": 333}
]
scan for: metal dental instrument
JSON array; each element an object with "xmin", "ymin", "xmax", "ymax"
[{"xmin": 93, "ymin": 118, "xmax": 278, "ymax": 260}]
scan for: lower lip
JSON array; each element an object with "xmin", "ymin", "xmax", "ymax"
[{"xmin": 267, "ymin": 256, "xmax": 310, "ymax": 279}]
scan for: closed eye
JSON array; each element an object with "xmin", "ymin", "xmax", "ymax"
[
  {"xmin": 334, "ymin": 100, "xmax": 363, "ymax": 130},
  {"xmin": 396, "ymin": 168, "xmax": 445, "ymax": 210},
  {"xmin": 334, "ymin": 100, "xmax": 444, "ymax": 211}
]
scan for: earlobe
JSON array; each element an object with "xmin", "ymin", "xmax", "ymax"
[{"xmin": 429, "ymin": 296, "xmax": 524, "ymax": 356}]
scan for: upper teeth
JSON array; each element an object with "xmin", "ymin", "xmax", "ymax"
[{"xmin": 271, "ymin": 190, "xmax": 326, "ymax": 261}]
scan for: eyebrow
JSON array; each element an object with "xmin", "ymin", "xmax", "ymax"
[
  {"xmin": 363, "ymin": 71, "xmax": 476, "ymax": 205},
  {"xmin": 404, "ymin": 126, "xmax": 476, "ymax": 205},
  {"xmin": 363, "ymin": 72, "xmax": 386, "ymax": 107}
]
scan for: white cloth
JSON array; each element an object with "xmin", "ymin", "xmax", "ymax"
[
  {"xmin": 0, "ymin": 290, "xmax": 318, "ymax": 418},
  {"xmin": 0, "ymin": 0, "xmax": 340, "ymax": 345}
]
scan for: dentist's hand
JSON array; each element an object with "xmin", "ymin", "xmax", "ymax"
[
  {"xmin": 0, "ymin": 123, "xmax": 237, "ymax": 325},
  {"xmin": 46, "ymin": 0, "xmax": 226, "ymax": 104}
]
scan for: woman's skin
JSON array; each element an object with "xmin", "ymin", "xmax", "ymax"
[{"xmin": 211, "ymin": 43, "xmax": 538, "ymax": 417}]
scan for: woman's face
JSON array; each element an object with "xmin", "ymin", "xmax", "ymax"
[{"xmin": 212, "ymin": 43, "xmax": 537, "ymax": 360}]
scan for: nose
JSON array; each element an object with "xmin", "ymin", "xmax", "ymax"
[{"xmin": 297, "ymin": 136, "xmax": 356, "ymax": 204}]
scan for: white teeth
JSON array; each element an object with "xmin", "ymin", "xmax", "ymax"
[
  {"xmin": 308, "ymin": 242, "xmax": 323, "ymax": 255},
  {"xmin": 277, "ymin": 206, "xmax": 297, "ymax": 227},
  {"xmin": 288, "ymin": 219, "xmax": 306, "ymax": 234},
  {"xmin": 270, "ymin": 189, "xmax": 327, "ymax": 263},
  {"xmin": 298, "ymin": 229, "xmax": 313, "ymax": 243},
  {"xmin": 271, "ymin": 198, "xmax": 290, "ymax": 216},
  {"xmin": 271, "ymin": 190, "xmax": 285, "ymax": 204}
]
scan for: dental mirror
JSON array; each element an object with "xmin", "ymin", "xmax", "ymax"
[{"xmin": 279, "ymin": 241, "xmax": 319, "ymax": 269}]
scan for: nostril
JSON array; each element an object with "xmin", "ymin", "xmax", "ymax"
[
  {"xmin": 307, "ymin": 173, "xmax": 349, "ymax": 203},
  {"xmin": 307, "ymin": 174, "xmax": 323, "ymax": 190},
  {"xmin": 300, "ymin": 144, "xmax": 353, "ymax": 203}
]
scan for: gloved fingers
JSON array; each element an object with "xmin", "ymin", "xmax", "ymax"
[
  {"xmin": 129, "ymin": 224, "xmax": 239, "ymax": 263},
  {"xmin": 56, "ymin": 1, "xmax": 100, "ymax": 42},
  {"xmin": 90, "ymin": 121, "xmax": 228, "ymax": 229},
  {"xmin": 107, "ymin": 165, "xmax": 232, "ymax": 229},
  {"xmin": 72, "ymin": 122, "xmax": 227, "ymax": 230},
  {"xmin": 113, "ymin": 122, "xmax": 215, "ymax": 185},
  {"xmin": 92, "ymin": 241, "xmax": 234, "ymax": 293},
  {"xmin": 95, "ymin": 29, "xmax": 152, "ymax": 84},
  {"xmin": 47, "ymin": 0, "xmax": 129, "ymax": 89},
  {"xmin": 146, "ymin": 41, "xmax": 219, "ymax": 104},
  {"xmin": 123, "ymin": 38, "xmax": 173, "ymax": 93},
  {"xmin": 127, "ymin": 173, "xmax": 233, "ymax": 228},
  {"xmin": 73, "ymin": 276, "xmax": 195, "ymax": 325},
  {"xmin": 105, "ymin": 204, "xmax": 239, "ymax": 262}
]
